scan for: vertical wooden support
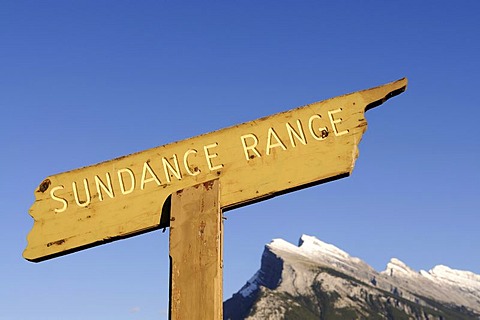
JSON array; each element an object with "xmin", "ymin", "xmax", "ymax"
[{"xmin": 169, "ymin": 180, "xmax": 223, "ymax": 320}]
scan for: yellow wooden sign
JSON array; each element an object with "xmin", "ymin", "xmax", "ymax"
[{"xmin": 24, "ymin": 78, "xmax": 407, "ymax": 262}]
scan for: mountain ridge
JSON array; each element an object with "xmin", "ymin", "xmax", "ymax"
[{"xmin": 224, "ymin": 234, "xmax": 480, "ymax": 319}]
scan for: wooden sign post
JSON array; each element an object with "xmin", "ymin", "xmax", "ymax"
[
  {"xmin": 169, "ymin": 180, "xmax": 223, "ymax": 319},
  {"xmin": 24, "ymin": 78, "xmax": 407, "ymax": 319}
]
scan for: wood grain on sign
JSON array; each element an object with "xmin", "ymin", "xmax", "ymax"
[{"xmin": 24, "ymin": 78, "xmax": 407, "ymax": 262}]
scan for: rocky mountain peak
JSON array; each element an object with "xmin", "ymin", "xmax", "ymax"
[
  {"xmin": 421, "ymin": 264, "xmax": 480, "ymax": 293},
  {"xmin": 224, "ymin": 235, "xmax": 480, "ymax": 320},
  {"xmin": 384, "ymin": 257, "xmax": 418, "ymax": 278}
]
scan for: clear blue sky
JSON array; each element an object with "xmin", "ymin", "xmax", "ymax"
[{"xmin": 1, "ymin": 1, "xmax": 479, "ymax": 319}]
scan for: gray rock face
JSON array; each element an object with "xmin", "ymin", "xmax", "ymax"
[{"xmin": 224, "ymin": 235, "xmax": 480, "ymax": 320}]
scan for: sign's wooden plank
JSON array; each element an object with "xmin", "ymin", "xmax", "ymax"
[
  {"xmin": 169, "ymin": 180, "xmax": 223, "ymax": 319},
  {"xmin": 24, "ymin": 78, "xmax": 407, "ymax": 262}
]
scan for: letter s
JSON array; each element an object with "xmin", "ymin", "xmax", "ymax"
[{"xmin": 50, "ymin": 185, "xmax": 68, "ymax": 213}]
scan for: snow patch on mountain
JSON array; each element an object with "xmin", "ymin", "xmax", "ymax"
[
  {"xmin": 385, "ymin": 258, "xmax": 418, "ymax": 277},
  {"xmin": 424, "ymin": 265, "xmax": 480, "ymax": 293},
  {"xmin": 384, "ymin": 258, "xmax": 480, "ymax": 296}
]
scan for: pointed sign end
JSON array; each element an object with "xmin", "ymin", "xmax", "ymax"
[{"xmin": 363, "ymin": 77, "xmax": 408, "ymax": 112}]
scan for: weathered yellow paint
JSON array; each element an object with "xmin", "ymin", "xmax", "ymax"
[
  {"xmin": 24, "ymin": 78, "xmax": 407, "ymax": 262},
  {"xmin": 169, "ymin": 179, "xmax": 223, "ymax": 319}
]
